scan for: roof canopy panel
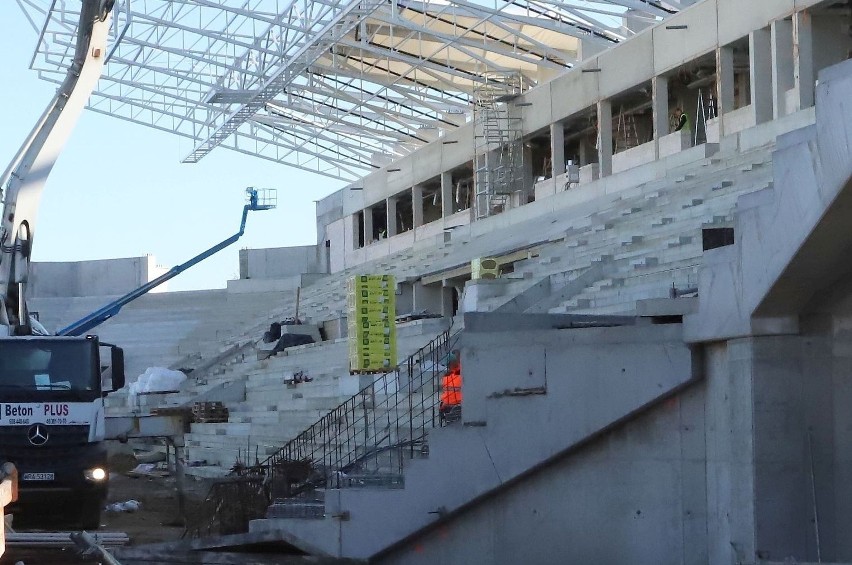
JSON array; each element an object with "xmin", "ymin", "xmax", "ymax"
[{"xmin": 19, "ymin": 0, "xmax": 680, "ymax": 181}]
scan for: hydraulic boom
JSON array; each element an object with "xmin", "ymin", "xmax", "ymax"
[
  {"xmin": 0, "ymin": 1, "xmax": 128, "ymax": 531},
  {"xmin": 0, "ymin": 0, "xmax": 114, "ymax": 335},
  {"xmin": 57, "ymin": 188, "xmax": 276, "ymax": 337}
]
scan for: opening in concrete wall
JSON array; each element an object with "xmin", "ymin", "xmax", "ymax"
[
  {"xmin": 369, "ymin": 202, "xmax": 387, "ymax": 242},
  {"xmin": 667, "ymin": 51, "xmax": 717, "ymax": 146},
  {"xmin": 450, "ymin": 163, "xmax": 474, "ymax": 214},
  {"xmin": 421, "ymin": 178, "xmax": 442, "ymax": 224},
  {"xmin": 355, "ymin": 210, "xmax": 365, "ymax": 249},
  {"xmin": 610, "ymin": 81, "xmax": 653, "ymax": 156},
  {"xmin": 527, "ymin": 131, "xmax": 551, "ymax": 181},
  {"xmin": 730, "ymin": 36, "xmax": 752, "ymax": 111},
  {"xmin": 562, "ymin": 108, "xmax": 598, "ymax": 168},
  {"xmin": 393, "ymin": 190, "xmax": 414, "ymax": 235}
]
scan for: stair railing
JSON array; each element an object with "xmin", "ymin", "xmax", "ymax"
[
  {"xmin": 195, "ymin": 327, "xmax": 457, "ymax": 537},
  {"xmin": 265, "ymin": 328, "xmax": 455, "ymax": 497}
]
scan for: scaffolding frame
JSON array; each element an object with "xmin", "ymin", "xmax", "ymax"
[{"xmin": 473, "ymin": 73, "xmax": 526, "ymax": 219}]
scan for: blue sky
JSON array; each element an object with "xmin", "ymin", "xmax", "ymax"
[{"xmin": 0, "ymin": 5, "xmax": 343, "ymax": 292}]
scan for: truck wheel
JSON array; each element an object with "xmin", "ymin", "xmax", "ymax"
[{"xmin": 79, "ymin": 499, "xmax": 103, "ymax": 530}]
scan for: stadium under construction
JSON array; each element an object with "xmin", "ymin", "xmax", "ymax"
[{"xmin": 4, "ymin": 0, "xmax": 852, "ymax": 562}]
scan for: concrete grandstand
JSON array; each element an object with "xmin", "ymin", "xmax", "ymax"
[{"xmin": 15, "ymin": 0, "xmax": 852, "ymax": 562}]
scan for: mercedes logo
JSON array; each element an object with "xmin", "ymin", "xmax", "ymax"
[{"xmin": 27, "ymin": 424, "xmax": 49, "ymax": 447}]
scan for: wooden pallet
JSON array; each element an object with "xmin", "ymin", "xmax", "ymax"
[{"xmin": 150, "ymin": 406, "xmax": 192, "ymax": 417}]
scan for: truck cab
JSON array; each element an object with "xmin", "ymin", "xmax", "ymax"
[{"xmin": 0, "ymin": 335, "xmax": 124, "ymax": 528}]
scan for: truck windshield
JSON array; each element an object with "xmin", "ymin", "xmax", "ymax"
[{"xmin": 0, "ymin": 340, "xmax": 98, "ymax": 393}]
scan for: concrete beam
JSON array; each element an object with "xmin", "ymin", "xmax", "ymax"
[
  {"xmin": 652, "ymin": 75, "xmax": 669, "ymax": 157},
  {"xmin": 412, "ymin": 184, "xmax": 424, "ymax": 228},
  {"xmin": 420, "ymin": 242, "xmax": 547, "ymax": 286},
  {"xmin": 440, "ymin": 172, "xmax": 453, "ymax": 218},
  {"xmin": 386, "ymin": 196, "xmax": 398, "ymax": 237},
  {"xmin": 363, "ymin": 207, "xmax": 374, "ymax": 245},
  {"xmin": 716, "ymin": 45, "xmax": 735, "ymax": 130},
  {"xmin": 550, "ymin": 122, "xmax": 565, "ymax": 178}
]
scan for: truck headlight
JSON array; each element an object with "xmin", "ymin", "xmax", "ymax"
[{"xmin": 84, "ymin": 467, "xmax": 107, "ymax": 482}]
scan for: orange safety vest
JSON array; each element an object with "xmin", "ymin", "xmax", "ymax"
[{"xmin": 440, "ymin": 369, "xmax": 462, "ymax": 407}]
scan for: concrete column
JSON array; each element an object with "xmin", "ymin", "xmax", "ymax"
[
  {"xmin": 744, "ymin": 335, "xmax": 825, "ymax": 561},
  {"xmin": 440, "ymin": 285, "xmax": 455, "ymax": 317},
  {"xmin": 396, "ymin": 282, "xmax": 414, "ymax": 314},
  {"xmin": 652, "ymin": 75, "xmax": 669, "ymax": 140},
  {"xmin": 347, "ymin": 213, "xmax": 360, "ymax": 250},
  {"xmin": 578, "ymin": 141, "xmax": 589, "ymax": 166},
  {"xmin": 412, "ymin": 185, "xmax": 424, "ymax": 228},
  {"xmin": 652, "ymin": 75, "xmax": 669, "ymax": 158},
  {"xmin": 771, "ymin": 19, "xmax": 794, "ymax": 119},
  {"xmin": 736, "ymin": 72, "xmax": 750, "ymax": 108},
  {"xmin": 362, "ymin": 208, "xmax": 374, "ymax": 245},
  {"xmin": 440, "ymin": 172, "xmax": 453, "ymax": 218},
  {"xmin": 412, "ymin": 282, "xmax": 444, "ymax": 314},
  {"xmin": 386, "ymin": 196, "xmax": 398, "ymax": 237},
  {"xmin": 596, "ymin": 99, "xmax": 612, "ymax": 178},
  {"xmin": 549, "ymin": 122, "xmax": 565, "ymax": 178},
  {"xmin": 716, "ymin": 46, "xmax": 736, "ymax": 116},
  {"xmin": 750, "ymin": 28, "xmax": 774, "ymax": 125},
  {"xmin": 793, "ymin": 10, "xmax": 815, "ymax": 110}
]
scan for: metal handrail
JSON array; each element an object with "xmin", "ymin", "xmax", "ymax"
[
  {"xmin": 196, "ymin": 328, "xmax": 457, "ymax": 536},
  {"xmin": 265, "ymin": 328, "xmax": 455, "ymax": 496}
]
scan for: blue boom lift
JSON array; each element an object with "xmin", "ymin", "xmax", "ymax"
[{"xmin": 57, "ymin": 187, "xmax": 276, "ymax": 337}]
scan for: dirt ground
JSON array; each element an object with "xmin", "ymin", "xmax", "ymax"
[
  {"xmin": 2, "ymin": 447, "xmax": 214, "ymax": 564},
  {"xmin": 98, "ymin": 452, "xmax": 194, "ymax": 546}
]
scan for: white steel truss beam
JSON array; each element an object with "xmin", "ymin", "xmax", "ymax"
[{"xmin": 17, "ymin": 0, "xmax": 679, "ymax": 180}]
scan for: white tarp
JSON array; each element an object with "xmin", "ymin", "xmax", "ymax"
[{"xmin": 126, "ymin": 367, "xmax": 186, "ymax": 408}]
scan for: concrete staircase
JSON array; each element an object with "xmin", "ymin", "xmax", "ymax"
[
  {"xmin": 459, "ymin": 144, "xmax": 774, "ymax": 317},
  {"xmin": 30, "ymin": 287, "xmax": 296, "ymax": 380},
  {"xmin": 122, "ymin": 110, "xmax": 803, "ymax": 394},
  {"xmin": 248, "ymin": 320, "xmax": 697, "ymax": 559},
  {"xmin": 181, "ymin": 318, "xmax": 451, "ymax": 474}
]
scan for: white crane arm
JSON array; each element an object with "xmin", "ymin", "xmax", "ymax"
[{"xmin": 0, "ymin": 1, "xmax": 113, "ymax": 334}]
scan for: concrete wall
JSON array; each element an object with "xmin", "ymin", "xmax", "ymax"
[
  {"xmin": 812, "ymin": 15, "xmax": 852, "ymax": 77},
  {"xmin": 258, "ymin": 317, "xmax": 699, "ymax": 559},
  {"xmin": 375, "ymin": 305, "xmax": 852, "ymax": 564},
  {"xmin": 314, "ymin": 0, "xmax": 830, "ymax": 274},
  {"xmin": 29, "ymin": 255, "xmax": 167, "ymax": 297},
  {"xmin": 236, "ymin": 7, "xmax": 852, "ymax": 563},
  {"xmin": 380, "ymin": 382, "xmax": 708, "ymax": 565},
  {"xmin": 685, "ymin": 58, "xmax": 852, "ymax": 342},
  {"xmin": 326, "ymin": 219, "xmax": 346, "ymax": 274},
  {"xmin": 238, "ymin": 245, "xmax": 325, "ymax": 280}
]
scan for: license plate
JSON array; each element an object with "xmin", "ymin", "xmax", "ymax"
[{"xmin": 22, "ymin": 472, "xmax": 54, "ymax": 481}]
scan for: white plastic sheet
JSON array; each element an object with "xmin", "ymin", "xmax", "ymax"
[{"xmin": 126, "ymin": 367, "xmax": 187, "ymax": 407}]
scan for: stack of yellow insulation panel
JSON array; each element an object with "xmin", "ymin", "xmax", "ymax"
[{"xmin": 348, "ymin": 275, "xmax": 397, "ymax": 371}]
